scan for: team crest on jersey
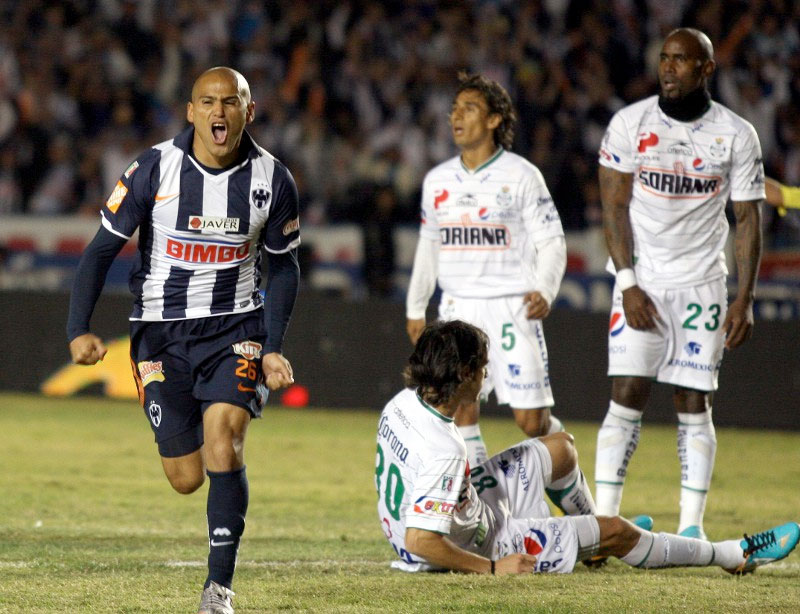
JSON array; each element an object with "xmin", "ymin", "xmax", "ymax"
[
  {"xmin": 232, "ymin": 341, "xmax": 263, "ymax": 360},
  {"xmin": 251, "ymin": 187, "xmax": 269, "ymax": 209},
  {"xmin": 283, "ymin": 217, "xmax": 300, "ymax": 235},
  {"xmin": 138, "ymin": 361, "xmax": 165, "ymax": 386},
  {"xmin": 496, "ymin": 185, "xmax": 512, "ymax": 206},
  {"xmin": 709, "ymin": 137, "xmax": 727, "ymax": 158},
  {"xmin": 105, "ymin": 180, "xmax": 128, "ymax": 214},
  {"xmin": 123, "ymin": 160, "xmax": 139, "ymax": 178},
  {"xmin": 148, "ymin": 401, "xmax": 162, "ymax": 428}
]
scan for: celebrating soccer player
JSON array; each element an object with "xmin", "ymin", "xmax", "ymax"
[
  {"xmin": 376, "ymin": 320, "xmax": 799, "ymax": 575},
  {"xmin": 594, "ymin": 28, "xmax": 764, "ymax": 539},
  {"xmin": 406, "ymin": 72, "xmax": 567, "ymax": 466},
  {"xmin": 67, "ymin": 67, "xmax": 300, "ymax": 614}
]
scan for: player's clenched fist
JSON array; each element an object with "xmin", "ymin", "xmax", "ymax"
[
  {"xmin": 494, "ymin": 553, "xmax": 537, "ymax": 575},
  {"xmin": 262, "ymin": 352, "xmax": 294, "ymax": 390},
  {"xmin": 69, "ymin": 333, "xmax": 108, "ymax": 365}
]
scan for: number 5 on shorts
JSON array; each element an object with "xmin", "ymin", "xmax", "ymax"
[{"xmin": 501, "ymin": 323, "xmax": 515, "ymax": 350}]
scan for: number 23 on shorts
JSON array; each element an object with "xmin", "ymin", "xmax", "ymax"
[{"xmin": 682, "ymin": 303, "xmax": 721, "ymax": 331}]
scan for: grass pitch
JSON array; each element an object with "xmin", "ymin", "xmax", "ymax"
[{"xmin": 2, "ymin": 392, "xmax": 799, "ymax": 613}]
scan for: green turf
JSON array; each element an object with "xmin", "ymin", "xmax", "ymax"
[{"xmin": 1, "ymin": 392, "xmax": 799, "ymax": 613}]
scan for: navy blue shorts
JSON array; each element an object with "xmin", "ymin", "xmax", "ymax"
[{"xmin": 129, "ymin": 312, "xmax": 266, "ymax": 458}]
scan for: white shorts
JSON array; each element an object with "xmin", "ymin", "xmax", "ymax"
[
  {"xmin": 607, "ymin": 278, "xmax": 726, "ymax": 391},
  {"xmin": 475, "ymin": 438, "xmax": 599, "ymax": 573},
  {"xmin": 438, "ymin": 292, "xmax": 554, "ymax": 409}
]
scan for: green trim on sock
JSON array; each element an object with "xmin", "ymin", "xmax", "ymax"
[
  {"xmin": 595, "ymin": 480, "xmax": 624, "ymax": 486},
  {"xmin": 462, "ymin": 436, "xmax": 483, "ymax": 441},
  {"xmin": 680, "ymin": 485, "xmax": 709, "ymax": 494},
  {"xmin": 634, "ymin": 533, "xmax": 656, "ymax": 568},
  {"xmin": 608, "ymin": 411, "xmax": 642, "ymax": 424}
]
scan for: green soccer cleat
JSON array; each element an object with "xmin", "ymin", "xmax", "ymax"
[
  {"xmin": 679, "ymin": 525, "xmax": 707, "ymax": 540},
  {"xmin": 198, "ymin": 581, "xmax": 235, "ymax": 614},
  {"xmin": 728, "ymin": 522, "xmax": 800, "ymax": 575}
]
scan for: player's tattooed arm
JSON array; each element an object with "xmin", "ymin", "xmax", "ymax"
[
  {"xmin": 599, "ymin": 165, "xmax": 635, "ymax": 272},
  {"xmin": 724, "ymin": 199, "xmax": 762, "ymax": 349},
  {"xmin": 599, "ymin": 166, "xmax": 659, "ymax": 330}
]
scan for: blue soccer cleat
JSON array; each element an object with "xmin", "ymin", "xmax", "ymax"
[
  {"xmin": 728, "ymin": 522, "xmax": 800, "ymax": 575},
  {"xmin": 679, "ymin": 525, "xmax": 707, "ymax": 540},
  {"xmin": 632, "ymin": 515, "xmax": 654, "ymax": 531}
]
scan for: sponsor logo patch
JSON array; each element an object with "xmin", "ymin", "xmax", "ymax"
[
  {"xmin": 441, "ymin": 475, "xmax": 455, "ymax": 491},
  {"xmin": 508, "ymin": 364, "xmax": 521, "ymax": 377},
  {"xmin": 609, "ymin": 312, "xmax": 625, "ymax": 336},
  {"xmin": 105, "ymin": 181, "xmax": 128, "ymax": 214},
  {"xmin": 283, "ymin": 217, "xmax": 300, "ymax": 235},
  {"xmin": 433, "ymin": 189, "xmax": 449, "ymax": 209},
  {"xmin": 232, "ymin": 341, "xmax": 263, "ymax": 361},
  {"xmin": 165, "ymin": 238, "xmax": 250, "ymax": 264},
  {"xmin": 123, "ymin": 160, "xmax": 139, "ymax": 178},
  {"xmin": 524, "ymin": 528, "xmax": 547, "ymax": 555},
  {"xmin": 188, "ymin": 216, "xmax": 240, "ymax": 232},
  {"xmin": 439, "ymin": 224, "xmax": 510, "ymax": 249},
  {"xmin": 137, "ymin": 361, "xmax": 165, "ymax": 386},
  {"xmin": 413, "ymin": 496, "xmax": 456, "ymax": 517},
  {"xmin": 638, "ymin": 132, "xmax": 659, "ymax": 153},
  {"xmin": 684, "ymin": 341, "xmax": 702, "ymax": 356}
]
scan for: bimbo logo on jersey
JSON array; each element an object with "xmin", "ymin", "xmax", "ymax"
[
  {"xmin": 165, "ymin": 237, "xmax": 250, "ymax": 264},
  {"xmin": 440, "ymin": 224, "xmax": 509, "ymax": 249},
  {"xmin": 638, "ymin": 167, "xmax": 720, "ymax": 198}
]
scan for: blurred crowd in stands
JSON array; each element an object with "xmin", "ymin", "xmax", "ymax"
[{"xmin": 0, "ymin": 0, "xmax": 799, "ymax": 265}]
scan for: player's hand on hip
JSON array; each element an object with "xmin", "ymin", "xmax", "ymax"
[
  {"xmin": 406, "ymin": 318, "xmax": 426, "ymax": 345},
  {"xmin": 68, "ymin": 333, "xmax": 108, "ymax": 365},
  {"xmin": 722, "ymin": 297, "xmax": 754, "ymax": 349},
  {"xmin": 262, "ymin": 352, "xmax": 294, "ymax": 390},
  {"xmin": 622, "ymin": 286, "xmax": 661, "ymax": 330},
  {"xmin": 523, "ymin": 291, "xmax": 550, "ymax": 320},
  {"xmin": 494, "ymin": 553, "xmax": 537, "ymax": 575}
]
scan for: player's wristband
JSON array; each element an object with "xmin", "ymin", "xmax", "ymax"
[
  {"xmin": 616, "ymin": 268, "xmax": 637, "ymax": 291},
  {"xmin": 490, "ymin": 560, "xmax": 496, "ymax": 575},
  {"xmin": 780, "ymin": 184, "xmax": 800, "ymax": 209}
]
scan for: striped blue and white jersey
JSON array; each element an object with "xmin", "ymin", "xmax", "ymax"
[{"xmin": 101, "ymin": 127, "xmax": 300, "ymax": 321}]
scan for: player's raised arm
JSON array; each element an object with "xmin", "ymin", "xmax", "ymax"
[
  {"xmin": 599, "ymin": 165, "xmax": 659, "ymax": 330},
  {"xmin": 723, "ymin": 199, "xmax": 762, "ymax": 349}
]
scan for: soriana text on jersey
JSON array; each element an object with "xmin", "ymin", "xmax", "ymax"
[
  {"xmin": 638, "ymin": 167, "xmax": 721, "ymax": 198},
  {"xmin": 439, "ymin": 224, "xmax": 510, "ymax": 249}
]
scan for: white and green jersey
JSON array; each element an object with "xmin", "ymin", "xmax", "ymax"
[
  {"xmin": 418, "ymin": 149, "xmax": 564, "ymax": 299},
  {"xmin": 375, "ymin": 388, "xmax": 495, "ymax": 570},
  {"xmin": 599, "ymin": 96, "xmax": 765, "ymax": 289}
]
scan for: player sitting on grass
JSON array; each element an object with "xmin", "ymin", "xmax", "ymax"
[{"xmin": 375, "ymin": 320, "xmax": 800, "ymax": 575}]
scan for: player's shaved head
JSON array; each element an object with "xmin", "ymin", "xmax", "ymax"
[
  {"xmin": 191, "ymin": 67, "xmax": 251, "ymax": 103},
  {"xmin": 665, "ymin": 28, "xmax": 714, "ymax": 62}
]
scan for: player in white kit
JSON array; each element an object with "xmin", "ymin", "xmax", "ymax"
[
  {"xmin": 595, "ymin": 29, "xmax": 765, "ymax": 539},
  {"xmin": 375, "ymin": 320, "xmax": 798, "ymax": 575},
  {"xmin": 406, "ymin": 73, "xmax": 567, "ymax": 466}
]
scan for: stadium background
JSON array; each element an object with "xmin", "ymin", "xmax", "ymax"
[{"xmin": 0, "ymin": 0, "xmax": 799, "ymax": 429}]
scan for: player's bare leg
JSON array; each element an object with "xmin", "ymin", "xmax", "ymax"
[
  {"xmin": 198, "ymin": 403, "xmax": 251, "ymax": 612},
  {"xmin": 674, "ymin": 387, "xmax": 716, "ymax": 539},
  {"xmin": 512, "ymin": 406, "xmax": 563, "ymax": 437},
  {"xmin": 161, "ymin": 450, "xmax": 205, "ymax": 494},
  {"xmin": 454, "ymin": 400, "xmax": 488, "ymax": 466},
  {"xmin": 594, "ymin": 376, "xmax": 650, "ymax": 516}
]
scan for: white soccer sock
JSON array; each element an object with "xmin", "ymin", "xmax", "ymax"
[
  {"xmin": 620, "ymin": 531, "xmax": 716, "ymax": 568},
  {"xmin": 594, "ymin": 401, "xmax": 642, "ymax": 516},
  {"xmin": 458, "ymin": 424, "xmax": 488, "ymax": 467},
  {"xmin": 677, "ymin": 411, "xmax": 716, "ymax": 533},
  {"xmin": 547, "ymin": 414, "xmax": 564, "ymax": 434},
  {"xmin": 546, "ymin": 465, "xmax": 597, "ymax": 516}
]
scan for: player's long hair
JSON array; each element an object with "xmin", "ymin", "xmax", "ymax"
[
  {"xmin": 456, "ymin": 72, "xmax": 517, "ymax": 150},
  {"xmin": 404, "ymin": 320, "xmax": 488, "ymax": 407}
]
